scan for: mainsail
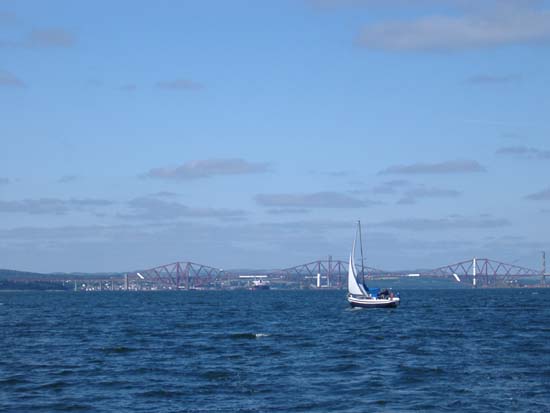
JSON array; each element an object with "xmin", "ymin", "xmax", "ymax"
[{"xmin": 347, "ymin": 236, "xmax": 367, "ymax": 296}]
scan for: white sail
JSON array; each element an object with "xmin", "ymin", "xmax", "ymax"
[{"xmin": 348, "ymin": 236, "xmax": 367, "ymax": 296}]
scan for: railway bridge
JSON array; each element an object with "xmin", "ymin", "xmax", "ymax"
[
  {"xmin": 126, "ymin": 256, "xmax": 544, "ymax": 290},
  {"xmin": 3, "ymin": 255, "xmax": 545, "ymax": 290}
]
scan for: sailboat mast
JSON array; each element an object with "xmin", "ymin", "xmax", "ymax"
[{"xmin": 358, "ymin": 220, "xmax": 365, "ymax": 285}]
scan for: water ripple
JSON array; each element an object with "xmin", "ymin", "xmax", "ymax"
[{"xmin": 1, "ymin": 289, "xmax": 549, "ymax": 412}]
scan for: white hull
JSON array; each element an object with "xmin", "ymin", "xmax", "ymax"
[{"xmin": 347, "ymin": 294, "xmax": 400, "ymax": 308}]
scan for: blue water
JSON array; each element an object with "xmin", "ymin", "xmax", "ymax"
[{"xmin": 1, "ymin": 289, "xmax": 549, "ymax": 412}]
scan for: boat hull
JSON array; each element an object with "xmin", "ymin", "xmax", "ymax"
[
  {"xmin": 347, "ymin": 295, "xmax": 400, "ymax": 308},
  {"xmin": 251, "ymin": 285, "xmax": 270, "ymax": 290}
]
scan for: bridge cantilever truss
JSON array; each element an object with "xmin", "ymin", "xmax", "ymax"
[
  {"xmin": 270, "ymin": 258, "xmax": 390, "ymax": 288},
  {"xmin": 130, "ymin": 256, "xmax": 544, "ymax": 289},
  {"xmin": 268, "ymin": 257, "xmax": 543, "ymax": 288},
  {"xmin": 425, "ymin": 258, "xmax": 542, "ymax": 286},
  {"xmin": 133, "ymin": 257, "xmax": 392, "ymax": 289},
  {"xmin": 136, "ymin": 261, "xmax": 228, "ymax": 289},
  {"xmin": 4, "ymin": 252, "xmax": 545, "ymax": 290}
]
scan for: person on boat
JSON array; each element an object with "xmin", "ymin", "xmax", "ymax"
[{"xmin": 378, "ymin": 289, "xmax": 390, "ymax": 299}]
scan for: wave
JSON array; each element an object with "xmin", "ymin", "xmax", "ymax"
[{"xmin": 228, "ymin": 333, "xmax": 269, "ymax": 340}]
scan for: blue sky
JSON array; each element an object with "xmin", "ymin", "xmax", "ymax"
[{"xmin": 1, "ymin": 0, "xmax": 549, "ymax": 272}]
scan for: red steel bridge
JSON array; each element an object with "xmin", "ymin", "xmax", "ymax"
[
  {"xmin": 4, "ymin": 256, "xmax": 545, "ymax": 290},
  {"xmin": 424, "ymin": 258, "xmax": 544, "ymax": 287},
  {"xmin": 126, "ymin": 256, "xmax": 545, "ymax": 289},
  {"xmin": 136, "ymin": 261, "xmax": 227, "ymax": 289},
  {"xmin": 268, "ymin": 257, "xmax": 390, "ymax": 288}
]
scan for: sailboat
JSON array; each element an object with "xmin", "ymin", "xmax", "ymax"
[{"xmin": 347, "ymin": 221, "xmax": 400, "ymax": 308}]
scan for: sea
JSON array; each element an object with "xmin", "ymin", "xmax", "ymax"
[{"xmin": 1, "ymin": 289, "xmax": 549, "ymax": 413}]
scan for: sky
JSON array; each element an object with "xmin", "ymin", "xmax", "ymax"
[{"xmin": 1, "ymin": 0, "xmax": 549, "ymax": 273}]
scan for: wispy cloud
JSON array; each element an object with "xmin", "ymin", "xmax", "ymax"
[
  {"xmin": 0, "ymin": 11, "xmax": 17, "ymax": 25},
  {"xmin": 0, "ymin": 214, "xmax": 532, "ymax": 272},
  {"xmin": 356, "ymin": 4, "xmax": 550, "ymax": 51},
  {"xmin": 496, "ymin": 146, "xmax": 550, "ymax": 160},
  {"xmin": 0, "ymin": 70, "xmax": 24, "ymax": 87},
  {"xmin": 119, "ymin": 84, "xmax": 137, "ymax": 92},
  {"xmin": 156, "ymin": 78, "xmax": 204, "ymax": 91},
  {"xmin": 371, "ymin": 179, "xmax": 412, "ymax": 194},
  {"xmin": 372, "ymin": 215, "xmax": 511, "ymax": 231},
  {"xmin": 255, "ymin": 192, "xmax": 376, "ymax": 208},
  {"xmin": 525, "ymin": 187, "xmax": 550, "ymax": 201},
  {"xmin": 370, "ymin": 180, "xmax": 460, "ymax": 204},
  {"xmin": 57, "ymin": 175, "xmax": 78, "ymax": 183},
  {"xmin": 462, "ymin": 118, "xmax": 529, "ymax": 127},
  {"xmin": 313, "ymin": 0, "xmax": 541, "ymax": 9},
  {"xmin": 149, "ymin": 191, "xmax": 179, "ymax": 198},
  {"xmin": 379, "ymin": 160, "xmax": 486, "ymax": 175},
  {"xmin": 2, "ymin": 28, "xmax": 75, "ymax": 48},
  {"xmin": 317, "ymin": 170, "xmax": 353, "ymax": 178},
  {"xmin": 467, "ymin": 73, "xmax": 522, "ymax": 84},
  {"xmin": 0, "ymin": 198, "xmax": 113, "ymax": 215},
  {"xmin": 308, "ymin": 0, "xmax": 464, "ymax": 10},
  {"xmin": 88, "ymin": 79, "xmax": 103, "ymax": 87},
  {"xmin": 0, "ymin": 219, "xmax": 353, "ymax": 271},
  {"xmin": 266, "ymin": 208, "xmax": 311, "ymax": 215},
  {"xmin": 24, "ymin": 29, "xmax": 75, "ymax": 48},
  {"xmin": 398, "ymin": 186, "xmax": 461, "ymax": 205},
  {"xmin": 119, "ymin": 197, "xmax": 246, "ymax": 221},
  {"xmin": 146, "ymin": 159, "xmax": 270, "ymax": 180}
]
